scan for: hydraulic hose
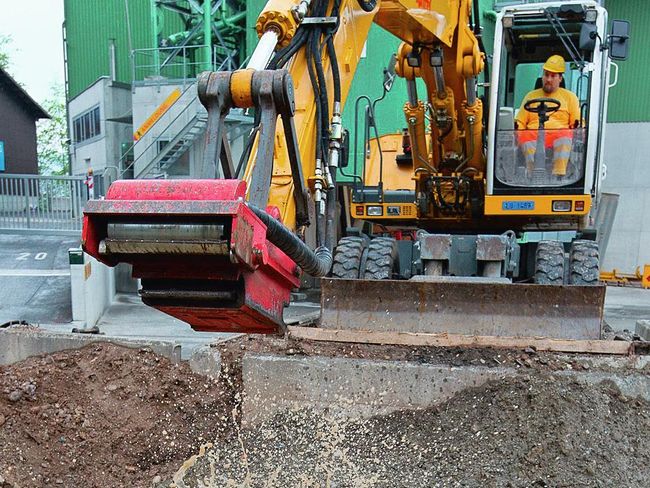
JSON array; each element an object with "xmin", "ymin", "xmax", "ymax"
[{"xmin": 247, "ymin": 203, "xmax": 333, "ymax": 277}]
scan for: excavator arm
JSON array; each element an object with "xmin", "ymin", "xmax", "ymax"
[{"xmin": 82, "ymin": 0, "xmax": 485, "ymax": 334}]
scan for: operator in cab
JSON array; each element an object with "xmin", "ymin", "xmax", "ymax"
[{"xmin": 515, "ymin": 55, "xmax": 581, "ymax": 178}]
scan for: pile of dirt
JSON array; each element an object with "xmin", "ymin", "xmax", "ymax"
[
  {"xmin": 173, "ymin": 373, "xmax": 650, "ymax": 488},
  {"xmin": 0, "ymin": 343, "xmax": 234, "ymax": 488},
  {"xmin": 2, "ymin": 340, "xmax": 649, "ymax": 488}
]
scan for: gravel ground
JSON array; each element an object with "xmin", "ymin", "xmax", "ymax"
[{"xmin": 171, "ymin": 373, "xmax": 650, "ymax": 488}]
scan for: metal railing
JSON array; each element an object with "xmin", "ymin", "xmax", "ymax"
[
  {"xmin": 133, "ymin": 44, "xmax": 208, "ymax": 82},
  {"xmin": 117, "ymin": 82, "xmax": 202, "ymax": 180},
  {"xmin": 0, "ymin": 174, "xmax": 88, "ymax": 236},
  {"xmin": 132, "ymin": 44, "xmax": 237, "ymax": 83}
]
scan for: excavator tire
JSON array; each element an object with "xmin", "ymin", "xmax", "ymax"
[
  {"xmin": 363, "ymin": 237, "xmax": 398, "ymax": 280},
  {"xmin": 331, "ymin": 236, "xmax": 367, "ymax": 279},
  {"xmin": 569, "ymin": 240, "xmax": 600, "ymax": 285},
  {"xmin": 534, "ymin": 240, "xmax": 565, "ymax": 285}
]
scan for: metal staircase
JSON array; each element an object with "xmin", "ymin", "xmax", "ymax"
[
  {"xmin": 114, "ymin": 83, "xmax": 252, "ymax": 183},
  {"xmin": 135, "ymin": 111, "xmax": 208, "ymax": 178}
]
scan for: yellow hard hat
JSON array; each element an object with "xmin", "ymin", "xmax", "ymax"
[{"xmin": 543, "ymin": 55, "xmax": 565, "ymax": 73}]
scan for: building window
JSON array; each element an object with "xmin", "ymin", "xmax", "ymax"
[{"xmin": 72, "ymin": 106, "xmax": 101, "ymax": 143}]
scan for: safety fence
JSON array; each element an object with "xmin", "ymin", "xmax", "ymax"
[{"xmin": 0, "ymin": 174, "xmax": 88, "ymax": 236}]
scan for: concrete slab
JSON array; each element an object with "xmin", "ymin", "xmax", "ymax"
[
  {"xmin": 240, "ymin": 352, "xmax": 650, "ymax": 426},
  {"xmin": 0, "ymin": 327, "xmax": 181, "ymax": 366},
  {"xmin": 636, "ymin": 320, "xmax": 650, "ymax": 341},
  {"xmin": 242, "ymin": 354, "xmax": 516, "ymax": 425},
  {"xmin": 188, "ymin": 345, "xmax": 222, "ymax": 379}
]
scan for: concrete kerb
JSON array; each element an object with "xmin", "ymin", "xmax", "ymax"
[
  {"xmin": 0, "ymin": 327, "xmax": 182, "ymax": 365},
  {"xmin": 241, "ymin": 354, "xmax": 517, "ymax": 425},
  {"xmin": 636, "ymin": 320, "xmax": 650, "ymax": 341},
  {"xmin": 240, "ymin": 353, "xmax": 650, "ymax": 426}
]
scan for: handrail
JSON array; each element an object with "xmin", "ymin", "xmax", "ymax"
[{"xmin": 115, "ymin": 82, "xmax": 200, "ymax": 180}]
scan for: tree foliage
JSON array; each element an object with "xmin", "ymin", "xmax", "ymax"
[
  {"xmin": 0, "ymin": 34, "xmax": 12, "ymax": 71},
  {"xmin": 37, "ymin": 84, "xmax": 70, "ymax": 175}
]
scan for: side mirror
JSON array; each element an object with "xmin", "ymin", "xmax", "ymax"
[
  {"xmin": 383, "ymin": 53, "xmax": 397, "ymax": 92},
  {"xmin": 339, "ymin": 129, "xmax": 350, "ymax": 169},
  {"xmin": 579, "ymin": 23, "xmax": 597, "ymax": 51},
  {"xmin": 608, "ymin": 20, "xmax": 630, "ymax": 61}
]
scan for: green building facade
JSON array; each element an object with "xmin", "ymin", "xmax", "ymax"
[{"xmin": 63, "ymin": 0, "xmax": 645, "ymax": 120}]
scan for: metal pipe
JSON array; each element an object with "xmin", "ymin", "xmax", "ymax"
[
  {"xmin": 406, "ymin": 79, "xmax": 418, "ymax": 107},
  {"xmin": 466, "ymin": 77, "xmax": 477, "ymax": 107},
  {"xmin": 203, "ymin": 0, "xmax": 211, "ymax": 71},
  {"xmin": 247, "ymin": 30, "xmax": 280, "ymax": 71},
  {"xmin": 109, "ymin": 39, "xmax": 117, "ymax": 82},
  {"xmin": 150, "ymin": 0, "xmax": 160, "ymax": 76},
  {"xmin": 434, "ymin": 67, "xmax": 446, "ymax": 99}
]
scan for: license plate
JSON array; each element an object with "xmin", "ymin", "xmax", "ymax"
[{"xmin": 502, "ymin": 200, "xmax": 535, "ymax": 211}]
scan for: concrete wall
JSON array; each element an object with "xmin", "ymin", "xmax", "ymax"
[
  {"xmin": 68, "ymin": 77, "xmax": 132, "ymax": 178},
  {"xmin": 601, "ymin": 122, "xmax": 650, "ymax": 271},
  {"xmin": 70, "ymin": 253, "xmax": 116, "ymax": 327}
]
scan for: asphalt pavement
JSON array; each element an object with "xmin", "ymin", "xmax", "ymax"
[{"xmin": 0, "ymin": 234, "xmax": 79, "ymax": 325}]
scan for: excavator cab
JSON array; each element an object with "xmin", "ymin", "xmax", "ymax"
[{"xmin": 487, "ymin": 2, "xmax": 621, "ymax": 218}]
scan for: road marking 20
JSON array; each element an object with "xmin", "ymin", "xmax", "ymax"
[{"xmin": 16, "ymin": 252, "xmax": 48, "ymax": 261}]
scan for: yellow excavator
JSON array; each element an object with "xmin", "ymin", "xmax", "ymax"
[{"xmin": 82, "ymin": 0, "xmax": 629, "ymax": 339}]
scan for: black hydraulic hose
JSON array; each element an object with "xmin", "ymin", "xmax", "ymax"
[
  {"xmin": 247, "ymin": 203, "xmax": 333, "ymax": 277},
  {"xmin": 312, "ymin": 33, "xmax": 330, "ymax": 160},
  {"xmin": 235, "ymin": 125, "xmax": 259, "ymax": 178},
  {"xmin": 306, "ymin": 36, "xmax": 322, "ymax": 161},
  {"xmin": 357, "ymin": 0, "xmax": 376, "ymax": 12},
  {"xmin": 472, "ymin": 0, "xmax": 481, "ymax": 35},
  {"xmin": 270, "ymin": 28, "xmax": 308, "ymax": 69},
  {"xmin": 325, "ymin": 171, "xmax": 337, "ymax": 252},
  {"xmin": 326, "ymin": 37, "xmax": 341, "ymax": 104}
]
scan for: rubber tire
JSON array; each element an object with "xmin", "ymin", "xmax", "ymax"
[
  {"xmin": 568, "ymin": 240, "xmax": 600, "ymax": 285},
  {"xmin": 331, "ymin": 236, "xmax": 367, "ymax": 279},
  {"xmin": 363, "ymin": 237, "xmax": 397, "ymax": 280},
  {"xmin": 534, "ymin": 240, "xmax": 565, "ymax": 285}
]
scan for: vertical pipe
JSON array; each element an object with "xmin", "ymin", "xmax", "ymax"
[
  {"xmin": 203, "ymin": 0, "xmax": 212, "ymax": 71},
  {"xmin": 150, "ymin": 0, "xmax": 160, "ymax": 76},
  {"xmin": 109, "ymin": 39, "xmax": 117, "ymax": 82},
  {"xmin": 406, "ymin": 79, "xmax": 418, "ymax": 107}
]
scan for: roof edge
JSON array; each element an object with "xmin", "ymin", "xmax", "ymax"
[{"xmin": 0, "ymin": 67, "xmax": 50, "ymax": 119}]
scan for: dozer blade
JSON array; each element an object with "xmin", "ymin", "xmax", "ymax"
[
  {"xmin": 82, "ymin": 179, "xmax": 301, "ymax": 334},
  {"xmin": 320, "ymin": 278, "xmax": 605, "ymax": 340}
]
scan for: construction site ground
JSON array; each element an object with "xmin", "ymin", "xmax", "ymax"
[
  {"xmin": 1, "ymin": 328, "xmax": 649, "ymax": 487},
  {"xmin": 1, "ymin": 235, "xmax": 649, "ymax": 487}
]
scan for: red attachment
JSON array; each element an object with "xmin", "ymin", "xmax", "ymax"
[{"xmin": 82, "ymin": 179, "xmax": 301, "ymax": 334}]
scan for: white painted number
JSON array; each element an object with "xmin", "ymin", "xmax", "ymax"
[{"xmin": 16, "ymin": 252, "xmax": 48, "ymax": 261}]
